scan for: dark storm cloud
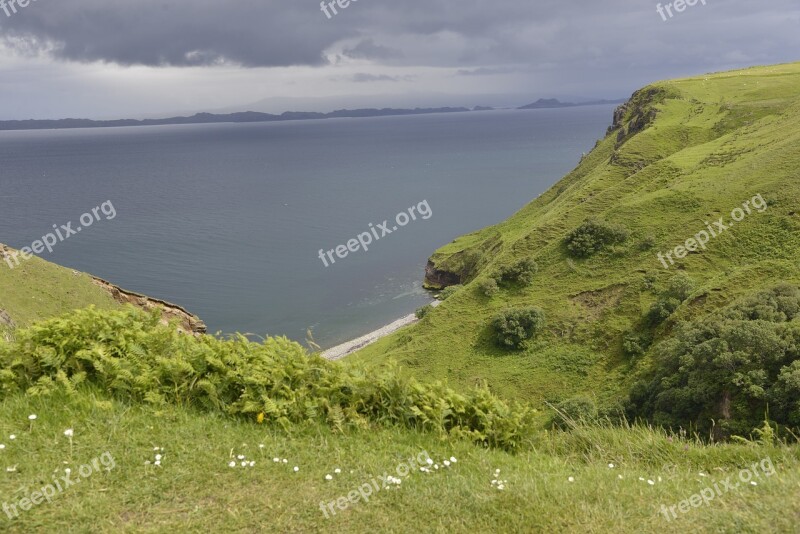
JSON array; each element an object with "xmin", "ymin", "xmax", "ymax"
[
  {"xmin": 0, "ymin": 0, "xmax": 798, "ymax": 70},
  {"xmin": 342, "ymin": 39, "xmax": 404, "ymax": 61}
]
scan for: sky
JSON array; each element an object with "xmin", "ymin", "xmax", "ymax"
[{"xmin": 0, "ymin": 0, "xmax": 798, "ymax": 119}]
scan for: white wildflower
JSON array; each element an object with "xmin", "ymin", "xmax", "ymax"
[
  {"xmin": 228, "ymin": 461, "xmax": 236, "ymax": 468},
  {"xmin": 293, "ymin": 466, "xmax": 299, "ymax": 472},
  {"xmin": 325, "ymin": 474, "xmax": 333, "ymax": 481},
  {"xmin": 64, "ymin": 429, "xmax": 74, "ymax": 438},
  {"xmin": 568, "ymin": 476, "xmax": 575, "ymax": 483}
]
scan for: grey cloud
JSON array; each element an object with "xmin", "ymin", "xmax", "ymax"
[{"xmin": 0, "ymin": 0, "xmax": 794, "ymax": 70}]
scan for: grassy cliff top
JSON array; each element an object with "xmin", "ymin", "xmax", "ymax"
[{"xmin": 351, "ymin": 62, "xmax": 800, "ymax": 407}]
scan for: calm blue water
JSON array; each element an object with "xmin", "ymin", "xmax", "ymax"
[{"xmin": 0, "ymin": 107, "xmax": 614, "ymax": 347}]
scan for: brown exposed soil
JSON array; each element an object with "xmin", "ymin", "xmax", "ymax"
[
  {"xmin": 570, "ymin": 284, "xmax": 626, "ymax": 320},
  {"xmin": 91, "ymin": 277, "xmax": 206, "ymax": 335}
]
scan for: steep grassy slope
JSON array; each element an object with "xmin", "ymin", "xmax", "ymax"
[
  {"xmin": 0, "ymin": 244, "xmax": 205, "ymax": 339},
  {"xmin": 0, "ymin": 245, "xmax": 122, "ymax": 339},
  {"xmin": 351, "ymin": 62, "xmax": 800, "ymax": 409}
]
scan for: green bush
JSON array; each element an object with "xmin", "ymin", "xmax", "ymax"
[
  {"xmin": 491, "ymin": 307, "xmax": 546, "ymax": 350},
  {"xmin": 647, "ymin": 273, "xmax": 696, "ymax": 326},
  {"xmin": 0, "ymin": 306, "xmax": 536, "ymax": 450},
  {"xmin": 647, "ymin": 297, "xmax": 681, "ymax": 326},
  {"xmin": 495, "ymin": 258, "xmax": 538, "ymax": 286},
  {"xmin": 415, "ymin": 305, "xmax": 434, "ymax": 319},
  {"xmin": 552, "ymin": 396, "xmax": 598, "ymax": 430},
  {"xmin": 478, "ymin": 278, "xmax": 500, "ymax": 297},
  {"xmin": 565, "ymin": 219, "xmax": 629, "ymax": 258},
  {"xmin": 438, "ymin": 285, "xmax": 463, "ymax": 301},
  {"xmin": 622, "ymin": 332, "xmax": 650, "ymax": 357},
  {"xmin": 629, "ymin": 285, "xmax": 800, "ymax": 436},
  {"xmin": 663, "ymin": 272, "xmax": 696, "ymax": 301}
]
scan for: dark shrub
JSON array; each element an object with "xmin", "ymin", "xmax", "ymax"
[
  {"xmin": 415, "ymin": 305, "xmax": 433, "ymax": 319},
  {"xmin": 491, "ymin": 307, "xmax": 546, "ymax": 350},
  {"xmin": 622, "ymin": 332, "xmax": 650, "ymax": 357},
  {"xmin": 565, "ymin": 219, "xmax": 629, "ymax": 258},
  {"xmin": 647, "ymin": 297, "xmax": 681, "ymax": 326},
  {"xmin": 479, "ymin": 278, "xmax": 500, "ymax": 297},
  {"xmin": 628, "ymin": 285, "xmax": 800, "ymax": 436},
  {"xmin": 496, "ymin": 258, "xmax": 538, "ymax": 286},
  {"xmin": 438, "ymin": 285, "xmax": 463, "ymax": 301}
]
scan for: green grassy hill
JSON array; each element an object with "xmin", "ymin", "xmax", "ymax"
[
  {"xmin": 2, "ymin": 63, "xmax": 800, "ymax": 532},
  {"xmin": 0, "ymin": 245, "xmax": 122, "ymax": 339},
  {"xmin": 352, "ymin": 62, "xmax": 800, "ymax": 410}
]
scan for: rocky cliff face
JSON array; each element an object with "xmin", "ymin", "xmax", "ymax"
[{"xmin": 423, "ymin": 260, "xmax": 463, "ymax": 289}]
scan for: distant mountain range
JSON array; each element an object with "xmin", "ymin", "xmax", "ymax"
[
  {"xmin": 0, "ymin": 99, "xmax": 624, "ymax": 131},
  {"xmin": 517, "ymin": 98, "xmax": 626, "ymax": 110}
]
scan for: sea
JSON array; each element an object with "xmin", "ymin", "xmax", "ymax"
[{"xmin": 0, "ymin": 105, "xmax": 615, "ymax": 348}]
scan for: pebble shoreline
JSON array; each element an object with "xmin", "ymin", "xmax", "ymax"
[{"xmin": 322, "ymin": 300, "xmax": 440, "ymax": 361}]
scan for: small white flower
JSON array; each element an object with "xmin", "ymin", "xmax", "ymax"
[
  {"xmin": 491, "ymin": 479, "xmax": 497, "ymax": 484},
  {"xmin": 64, "ymin": 429, "xmax": 74, "ymax": 438},
  {"xmin": 497, "ymin": 484, "xmax": 505, "ymax": 490},
  {"xmin": 240, "ymin": 461, "xmax": 247, "ymax": 467},
  {"xmin": 426, "ymin": 458, "xmax": 433, "ymax": 465},
  {"xmin": 155, "ymin": 454, "xmax": 162, "ymax": 461},
  {"xmin": 154, "ymin": 460, "xmax": 161, "ymax": 467},
  {"xmin": 273, "ymin": 458, "xmax": 280, "ymax": 463},
  {"xmin": 0, "ymin": 444, "xmax": 5, "ymax": 450},
  {"xmin": 618, "ymin": 474, "xmax": 623, "ymax": 480},
  {"xmin": 568, "ymin": 476, "xmax": 575, "ymax": 483},
  {"xmin": 638, "ymin": 477, "xmax": 645, "ymax": 481},
  {"xmin": 282, "ymin": 459, "xmax": 288, "ymax": 464},
  {"xmin": 65, "ymin": 468, "xmax": 71, "ymax": 474},
  {"xmin": 699, "ymin": 472, "xmax": 707, "ymax": 477},
  {"xmin": 751, "ymin": 481, "xmax": 758, "ymax": 486},
  {"xmin": 325, "ymin": 474, "xmax": 333, "ymax": 480},
  {"xmin": 450, "ymin": 457, "xmax": 457, "ymax": 463},
  {"xmin": 259, "ymin": 444, "xmax": 264, "ymax": 449},
  {"xmin": 9, "ymin": 435, "xmax": 15, "ymax": 440},
  {"xmin": 293, "ymin": 466, "xmax": 299, "ymax": 472},
  {"xmin": 28, "ymin": 415, "xmax": 37, "ymax": 421},
  {"xmin": 237, "ymin": 455, "xmax": 245, "ymax": 460},
  {"xmin": 249, "ymin": 461, "xmax": 255, "ymax": 467},
  {"xmin": 228, "ymin": 461, "xmax": 236, "ymax": 468},
  {"xmin": 434, "ymin": 464, "xmax": 439, "ymax": 470},
  {"xmin": 444, "ymin": 460, "xmax": 451, "ymax": 467},
  {"xmin": 5, "ymin": 466, "xmax": 16, "ymax": 472},
  {"xmin": 608, "ymin": 463, "xmax": 615, "ymax": 469},
  {"xmin": 647, "ymin": 480, "xmax": 655, "ymax": 486},
  {"xmin": 658, "ymin": 476, "xmax": 662, "ymax": 482},
  {"xmin": 334, "ymin": 468, "xmax": 341, "ymax": 474}
]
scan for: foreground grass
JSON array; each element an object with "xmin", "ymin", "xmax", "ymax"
[{"xmin": 0, "ymin": 392, "xmax": 798, "ymax": 532}]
